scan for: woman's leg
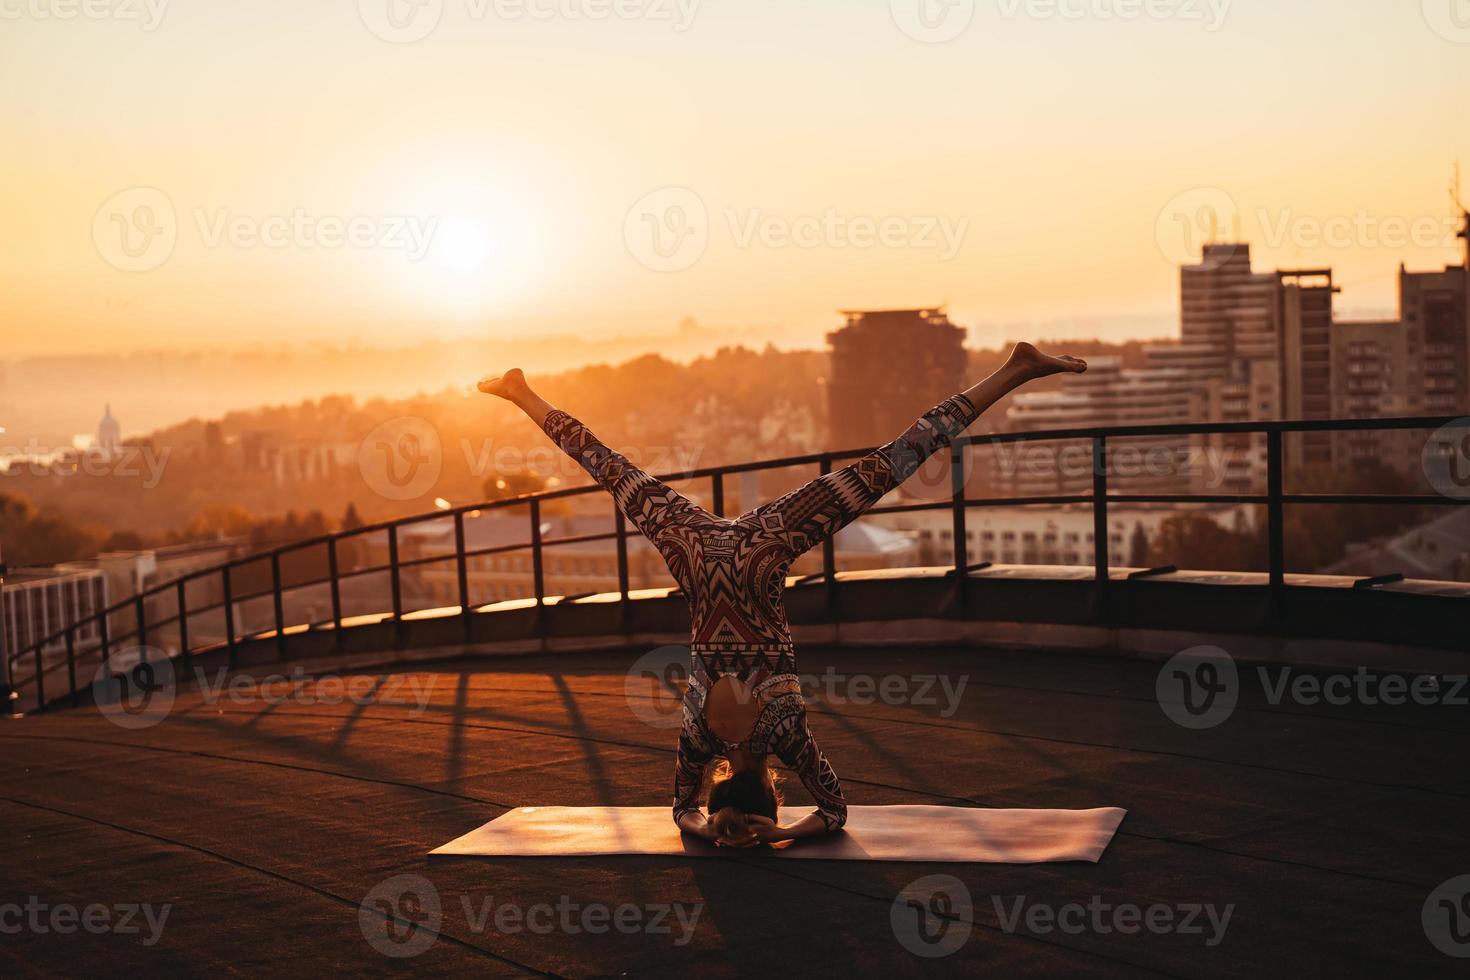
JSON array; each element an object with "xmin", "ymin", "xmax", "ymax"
[
  {"xmin": 750, "ymin": 343, "xmax": 1086, "ymax": 557},
  {"xmin": 959, "ymin": 342, "xmax": 1086, "ymax": 418},
  {"xmin": 479, "ymin": 368, "xmax": 555, "ymax": 427}
]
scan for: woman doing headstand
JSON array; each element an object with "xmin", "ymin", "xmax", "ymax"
[{"xmin": 479, "ymin": 342, "xmax": 1086, "ymax": 847}]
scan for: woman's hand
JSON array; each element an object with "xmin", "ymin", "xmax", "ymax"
[
  {"xmin": 679, "ymin": 811, "xmax": 758, "ymax": 847},
  {"xmin": 746, "ymin": 816, "xmax": 793, "ymax": 844}
]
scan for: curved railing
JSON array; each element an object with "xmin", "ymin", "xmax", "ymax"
[{"xmin": 4, "ymin": 415, "xmax": 1466, "ymax": 713}]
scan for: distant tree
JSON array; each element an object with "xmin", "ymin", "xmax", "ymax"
[
  {"xmin": 1127, "ymin": 522, "xmax": 1149, "ymax": 567},
  {"xmin": 1148, "ymin": 513, "xmax": 1263, "ymax": 572},
  {"xmin": 173, "ymin": 504, "xmax": 256, "ymax": 544},
  {"xmin": 204, "ymin": 421, "xmax": 225, "ymax": 464},
  {"xmin": 101, "ymin": 530, "xmax": 147, "ymax": 552},
  {"xmin": 249, "ymin": 509, "xmax": 330, "ymax": 547},
  {"xmin": 0, "ymin": 491, "xmax": 105, "ymax": 566},
  {"xmin": 1279, "ymin": 461, "xmax": 1428, "ymax": 572}
]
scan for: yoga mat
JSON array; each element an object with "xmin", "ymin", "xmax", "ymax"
[{"xmin": 430, "ymin": 805, "xmax": 1127, "ymax": 863}]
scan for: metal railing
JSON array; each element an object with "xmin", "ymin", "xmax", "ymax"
[{"xmin": 4, "ymin": 415, "xmax": 1465, "ymax": 714}]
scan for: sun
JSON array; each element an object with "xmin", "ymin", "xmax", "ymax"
[{"xmin": 433, "ymin": 215, "xmax": 495, "ymax": 275}]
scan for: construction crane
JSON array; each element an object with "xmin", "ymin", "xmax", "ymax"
[{"xmin": 1454, "ymin": 162, "xmax": 1469, "ymax": 268}]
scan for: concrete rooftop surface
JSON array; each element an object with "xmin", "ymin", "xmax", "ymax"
[{"xmin": 1, "ymin": 645, "xmax": 1467, "ymax": 978}]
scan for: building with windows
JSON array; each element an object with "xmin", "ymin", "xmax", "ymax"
[
  {"xmin": 2, "ymin": 566, "xmax": 107, "ymax": 659},
  {"xmin": 826, "ymin": 308, "xmax": 968, "ymax": 451}
]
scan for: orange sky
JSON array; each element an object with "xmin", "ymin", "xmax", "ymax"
[{"xmin": 2, "ymin": 1, "xmax": 1469, "ymax": 357}]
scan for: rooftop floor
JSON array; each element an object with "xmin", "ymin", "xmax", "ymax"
[{"xmin": 2, "ymin": 644, "xmax": 1466, "ymax": 977}]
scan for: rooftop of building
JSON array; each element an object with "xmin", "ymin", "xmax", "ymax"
[{"xmin": 2, "ymin": 642, "xmax": 1462, "ymax": 977}]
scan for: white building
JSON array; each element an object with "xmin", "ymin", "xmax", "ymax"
[
  {"xmin": 868, "ymin": 501, "xmax": 1249, "ymax": 569},
  {"xmin": 2, "ymin": 566, "xmax": 107, "ymax": 660}
]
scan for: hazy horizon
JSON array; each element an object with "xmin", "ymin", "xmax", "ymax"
[{"xmin": 1, "ymin": 314, "xmax": 1182, "ymax": 447}]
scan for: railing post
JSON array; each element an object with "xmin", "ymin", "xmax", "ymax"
[
  {"xmin": 99, "ymin": 608, "xmax": 111, "ymax": 668},
  {"xmin": 454, "ymin": 511, "xmax": 470, "ymax": 631},
  {"xmin": 614, "ymin": 509, "xmax": 631, "ymax": 619},
  {"xmin": 820, "ymin": 457, "xmax": 838, "ymax": 613},
  {"xmin": 328, "ymin": 537, "xmax": 343, "ymax": 645},
  {"xmin": 0, "ymin": 552, "xmax": 13, "ymax": 716},
  {"xmin": 176, "ymin": 580, "xmax": 189, "ymax": 660},
  {"xmin": 711, "ymin": 472, "xmax": 725, "ymax": 518},
  {"xmin": 135, "ymin": 595, "xmax": 147, "ymax": 652},
  {"xmin": 270, "ymin": 552, "xmax": 286, "ymax": 657},
  {"xmin": 66, "ymin": 627, "xmax": 78, "ymax": 708},
  {"xmin": 221, "ymin": 565, "xmax": 236, "ymax": 669},
  {"xmin": 530, "ymin": 499, "xmax": 546, "ymax": 607},
  {"xmin": 388, "ymin": 526, "xmax": 403, "ymax": 623},
  {"xmin": 951, "ymin": 442, "xmax": 968, "ymax": 610},
  {"xmin": 33, "ymin": 642, "xmax": 44, "ymax": 713},
  {"xmin": 1267, "ymin": 428, "xmax": 1285, "ymax": 623},
  {"xmin": 1092, "ymin": 436, "xmax": 1110, "ymax": 622}
]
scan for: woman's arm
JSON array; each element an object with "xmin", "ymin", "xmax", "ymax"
[
  {"xmin": 768, "ymin": 700, "xmax": 848, "ymax": 834},
  {"xmin": 676, "ymin": 809, "xmax": 718, "ymax": 840},
  {"xmin": 673, "ymin": 727, "xmax": 714, "ymax": 830}
]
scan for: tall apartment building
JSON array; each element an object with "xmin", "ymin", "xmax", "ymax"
[
  {"xmin": 1182, "ymin": 246, "xmax": 1363, "ymax": 482},
  {"xmin": 1181, "ymin": 244, "xmax": 1279, "ymax": 360},
  {"xmin": 1329, "ymin": 320, "xmax": 1415, "ymax": 471},
  {"xmin": 1399, "ymin": 256, "xmax": 1470, "ymax": 417},
  {"xmin": 1003, "ymin": 352, "xmax": 1216, "ymax": 496},
  {"xmin": 1180, "ymin": 244, "xmax": 1279, "ymax": 491},
  {"xmin": 826, "ymin": 309, "xmax": 968, "ymax": 451},
  {"xmin": 1276, "ymin": 269, "xmax": 1337, "ymax": 467},
  {"xmin": 1328, "ymin": 215, "xmax": 1469, "ymax": 474}
]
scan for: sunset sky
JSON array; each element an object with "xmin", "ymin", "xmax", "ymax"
[{"xmin": 3, "ymin": 0, "xmax": 1469, "ymax": 357}]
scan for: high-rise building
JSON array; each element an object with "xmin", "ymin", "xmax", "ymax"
[
  {"xmin": 1329, "ymin": 319, "xmax": 1414, "ymax": 471},
  {"xmin": 1398, "ymin": 254, "xmax": 1469, "ymax": 417},
  {"xmin": 826, "ymin": 309, "xmax": 968, "ymax": 451},
  {"xmin": 1275, "ymin": 269, "xmax": 1337, "ymax": 468},
  {"xmin": 1181, "ymin": 243, "xmax": 1278, "ymax": 361},
  {"xmin": 1328, "ymin": 210, "xmax": 1469, "ymax": 475},
  {"xmin": 1179, "ymin": 244, "xmax": 1285, "ymax": 490}
]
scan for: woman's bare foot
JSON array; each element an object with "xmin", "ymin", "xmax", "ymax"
[
  {"xmin": 477, "ymin": 368, "xmax": 529, "ymax": 402},
  {"xmin": 1006, "ymin": 342, "xmax": 1087, "ymax": 380}
]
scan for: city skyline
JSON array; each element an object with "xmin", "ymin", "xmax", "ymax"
[{"xmin": 3, "ymin": 2, "xmax": 1469, "ymax": 357}]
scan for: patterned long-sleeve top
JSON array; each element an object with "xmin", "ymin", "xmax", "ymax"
[{"xmin": 541, "ymin": 392, "xmax": 982, "ymax": 831}]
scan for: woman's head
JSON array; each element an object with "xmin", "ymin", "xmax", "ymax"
[{"xmin": 706, "ymin": 760, "xmax": 782, "ymax": 841}]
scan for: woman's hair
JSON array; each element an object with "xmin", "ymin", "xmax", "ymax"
[{"xmin": 705, "ymin": 759, "xmax": 782, "ymax": 840}]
